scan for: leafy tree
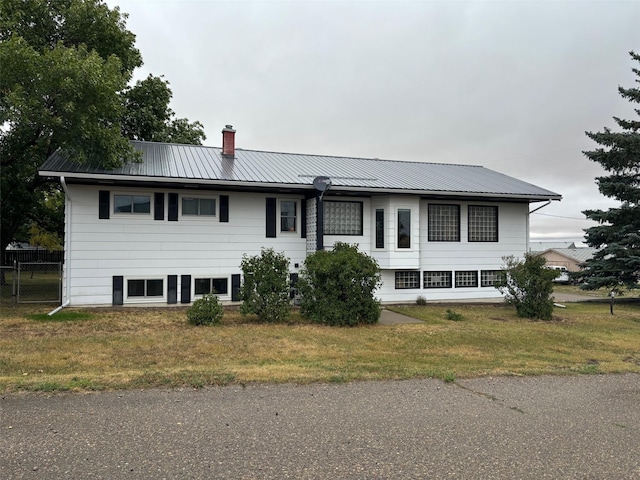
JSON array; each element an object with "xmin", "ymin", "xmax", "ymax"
[
  {"xmin": 495, "ymin": 254, "xmax": 558, "ymax": 321},
  {"xmin": 121, "ymin": 74, "xmax": 206, "ymax": 144},
  {"xmin": 239, "ymin": 248, "xmax": 291, "ymax": 323},
  {"xmin": 581, "ymin": 51, "xmax": 640, "ymax": 294},
  {"xmin": 0, "ymin": 0, "xmax": 205, "ymax": 259},
  {"xmin": 298, "ymin": 243, "xmax": 381, "ymax": 326}
]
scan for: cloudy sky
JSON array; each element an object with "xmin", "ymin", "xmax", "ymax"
[{"xmin": 107, "ymin": 0, "xmax": 638, "ymax": 243}]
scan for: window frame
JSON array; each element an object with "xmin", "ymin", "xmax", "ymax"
[
  {"xmin": 181, "ymin": 195, "xmax": 217, "ymax": 217},
  {"xmin": 481, "ymin": 270, "xmax": 503, "ymax": 287},
  {"xmin": 468, "ymin": 205, "xmax": 499, "ymax": 242},
  {"xmin": 428, "ymin": 204, "xmax": 460, "ymax": 242},
  {"xmin": 280, "ymin": 199, "xmax": 298, "ymax": 233},
  {"xmin": 194, "ymin": 277, "xmax": 229, "ymax": 296},
  {"xmin": 113, "ymin": 194, "xmax": 151, "ymax": 215},
  {"xmin": 395, "ymin": 271, "xmax": 420, "ymax": 289},
  {"xmin": 126, "ymin": 278, "xmax": 164, "ymax": 299},
  {"xmin": 323, "ymin": 200, "xmax": 363, "ymax": 236},
  {"xmin": 397, "ymin": 208, "xmax": 411, "ymax": 249},
  {"xmin": 455, "ymin": 271, "xmax": 479, "ymax": 288},
  {"xmin": 423, "ymin": 271, "xmax": 452, "ymax": 289},
  {"xmin": 375, "ymin": 208, "xmax": 385, "ymax": 249}
]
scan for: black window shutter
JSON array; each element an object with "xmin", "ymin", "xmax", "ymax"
[
  {"xmin": 301, "ymin": 198, "xmax": 307, "ymax": 238},
  {"xmin": 168, "ymin": 193, "xmax": 178, "ymax": 221},
  {"xmin": 266, "ymin": 197, "xmax": 277, "ymax": 238},
  {"xmin": 231, "ymin": 274, "xmax": 241, "ymax": 301},
  {"xmin": 167, "ymin": 275, "xmax": 177, "ymax": 304},
  {"xmin": 220, "ymin": 195, "xmax": 229, "ymax": 222},
  {"xmin": 99, "ymin": 191, "xmax": 110, "ymax": 219},
  {"xmin": 180, "ymin": 275, "xmax": 191, "ymax": 303},
  {"xmin": 154, "ymin": 193, "xmax": 165, "ymax": 220},
  {"xmin": 112, "ymin": 276, "xmax": 123, "ymax": 305},
  {"xmin": 289, "ymin": 273, "xmax": 298, "ymax": 299}
]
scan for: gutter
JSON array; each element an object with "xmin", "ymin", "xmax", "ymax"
[{"xmin": 48, "ymin": 176, "xmax": 71, "ymax": 315}]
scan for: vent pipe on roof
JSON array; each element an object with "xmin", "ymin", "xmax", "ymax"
[{"xmin": 222, "ymin": 125, "xmax": 236, "ymax": 157}]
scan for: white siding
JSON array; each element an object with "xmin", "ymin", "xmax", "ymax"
[
  {"xmin": 65, "ymin": 185, "xmax": 307, "ymax": 306},
  {"xmin": 64, "ymin": 186, "xmax": 532, "ymax": 306}
]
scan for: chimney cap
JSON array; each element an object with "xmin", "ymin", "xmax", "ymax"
[{"xmin": 222, "ymin": 125, "xmax": 235, "ymax": 132}]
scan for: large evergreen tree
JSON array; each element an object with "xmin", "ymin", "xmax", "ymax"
[
  {"xmin": 581, "ymin": 51, "xmax": 640, "ymax": 293},
  {"xmin": 0, "ymin": 0, "xmax": 205, "ymax": 256}
]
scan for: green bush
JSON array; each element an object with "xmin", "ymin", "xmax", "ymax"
[
  {"xmin": 239, "ymin": 248, "xmax": 291, "ymax": 323},
  {"xmin": 298, "ymin": 242, "xmax": 381, "ymax": 326},
  {"xmin": 445, "ymin": 309, "xmax": 463, "ymax": 321},
  {"xmin": 495, "ymin": 253, "xmax": 558, "ymax": 320},
  {"xmin": 416, "ymin": 296, "xmax": 427, "ymax": 306},
  {"xmin": 187, "ymin": 293, "xmax": 224, "ymax": 325}
]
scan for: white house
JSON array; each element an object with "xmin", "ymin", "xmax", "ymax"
[{"xmin": 39, "ymin": 126, "xmax": 561, "ymax": 307}]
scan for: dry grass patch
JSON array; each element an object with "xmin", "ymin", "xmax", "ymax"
[{"xmin": 1, "ymin": 301, "xmax": 639, "ymax": 392}]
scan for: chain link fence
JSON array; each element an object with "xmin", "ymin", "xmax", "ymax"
[{"xmin": 0, "ymin": 262, "xmax": 62, "ymax": 306}]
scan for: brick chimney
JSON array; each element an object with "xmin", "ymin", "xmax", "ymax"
[{"xmin": 221, "ymin": 125, "xmax": 236, "ymax": 157}]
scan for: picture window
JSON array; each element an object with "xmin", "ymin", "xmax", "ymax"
[
  {"xmin": 182, "ymin": 197, "xmax": 216, "ymax": 216},
  {"xmin": 127, "ymin": 279, "xmax": 163, "ymax": 297}
]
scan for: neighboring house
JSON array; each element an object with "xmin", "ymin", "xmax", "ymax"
[
  {"xmin": 39, "ymin": 126, "xmax": 561, "ymax": 307},
  {"xmin": 537, "ymin": 247, "xmax": 598, "ymax": 272},
  {"xmin": 528, "ymin": 241, "xmax": 577, "ymax": 254}
]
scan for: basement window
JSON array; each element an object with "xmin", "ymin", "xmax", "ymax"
[
  {"xmin": 127, "ymin": 279, "xmax": 164, "ymax": 297},
  {"xmin": 194, "ymin": 278, "xmax": 229, "ymax": 295},
  {"xmin": 395, "ymin": 271, "xmax": 420, "ymax": 289}
]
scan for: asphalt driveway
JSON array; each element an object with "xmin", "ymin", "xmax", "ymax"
[{"xmin": 2, "ymin": 374, "xmax": 639, "ymax": 479}]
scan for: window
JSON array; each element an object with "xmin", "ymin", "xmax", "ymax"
[
  {"xmin": 455, "ymin": 271, "xmax": 478, "ymax": 288},
  {"xmin": 397, "ymin": 209, "xmax": 411, "ymax": 248},
  {"xmin": 114, "ymin": 195, "xmax": 150, "ymax": 214},
  {"xmin": 182, "ymin": 197, "xmax": 216, "ymax": 216},
  {"xmin": 375, "ymin": 209, "xmax": 384, "ymax": 248},
  {"xmin": 127, "ymin": 279, "xmax": 163, "ymax": 297},
  {"xmin": 395, "ymin": 271, "xmax": 420, "ymax": 289},
  {"xmin": 424, "ymin": 271, "xmax": 452, "ymax": 288},
  {"xmin": 468, "ymin": 206, "xmax": 498, "ymax": 242},
  {"xmin": 481, "ymin": 270, "xmax": 503, "ymax": 287},
  {"xmin": 428, "ymin": 204, "xmax": 460, "ymax": 242},
  {"xmin": 281, "ymin": 200, "xmax": 297, "ymax": 232},
  {"xmin": 195, "ymin": 278, "xmax": 229, "ymax": 295},
  {"xmin": 324, "ymin": 201, "xmax": 363, "ymax": 235}
]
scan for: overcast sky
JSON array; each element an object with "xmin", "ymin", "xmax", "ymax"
[{"xmin": 107, "ymin": 0, "xmax": 638, "ymax": 243}]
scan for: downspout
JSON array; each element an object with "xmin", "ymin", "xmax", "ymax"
[{"xmin": 48, "ymin": 176, "xmax": 71, "ymax": 315}]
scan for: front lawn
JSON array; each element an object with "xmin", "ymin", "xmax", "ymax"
[{"xmin": 1, "ymin": 301, "xmax": 638, "ymax": 392}]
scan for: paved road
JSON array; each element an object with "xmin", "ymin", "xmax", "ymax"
[{"xmin": 2, "ymin": 375, "xmax": 639, "ymax": 479}]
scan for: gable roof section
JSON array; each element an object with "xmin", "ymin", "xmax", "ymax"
[
  {"xmin": 40, "ymin": 141, "xmax": 561, "ymax": 201},
  {"xmin": 541, "ymin": 247, "xmax": 598, "ymax": 264}
]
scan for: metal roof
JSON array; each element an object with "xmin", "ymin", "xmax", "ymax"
[
  {"xmin": 40, "ymin": 140, "xmax": 561, "ymax": 201},
  {"xmin": 543, "ymin": 247, "xmax": 598, "ymax": 263}
]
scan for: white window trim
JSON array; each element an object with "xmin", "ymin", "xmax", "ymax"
[
  {"xmin": 278, "ymin": 198, "xmax": 299, "ymax": 235},
  {"xmin": 193, "ymin": 276, "xmax": 231, "ymax": 299},
  {"xmin": 124, "ymin": 277, "xmax": 166, "ymax": 304},
  {"xmin": 395, "ymin": 206, "xmax": 414, "ymax": 251},
  {"xmin": 180, "ymin": 194, "xmax": 218, "ymax": 218},
  {"xmin": 112, "ymin": 192, "xmax": 152, "ymax": 216}
]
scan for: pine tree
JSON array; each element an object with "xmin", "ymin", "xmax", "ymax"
[{"xmin": 581, "ymin": 51, "xmax": 640, "ymax": 293}]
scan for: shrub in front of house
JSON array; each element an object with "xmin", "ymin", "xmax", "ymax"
[
  {"xmin": 187, "ymin": 293, "xmax": 224, "ymax": 325},
  {"xmin": 495, "ymin": 253, "xmax": 558, "ymax": 320},
  {"xmin": 298, "ymin": 242, "xmax": 382, "ymax": 326},
  {"xmin": 239, "ymin": 248, "xmax": 291, "ymax": 323}
]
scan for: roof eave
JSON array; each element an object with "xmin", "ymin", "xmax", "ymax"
[{"xmin": 39, "ymin": 171, "xmax": 561, "ymax": 202}]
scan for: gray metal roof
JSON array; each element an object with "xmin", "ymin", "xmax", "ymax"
[
  {"xmin": 543, "ymin": 247, "xmax": 598, "ymax": 263},
  {"xmin": 40, "ymin": 140, "xmax": 561, "ymax": 201}
]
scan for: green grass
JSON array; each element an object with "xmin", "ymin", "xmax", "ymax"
[{"xmin": 1, "ymin": 301, "xmax": 638, "ymax": 393}]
